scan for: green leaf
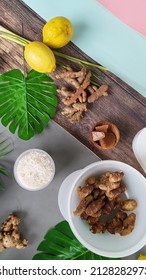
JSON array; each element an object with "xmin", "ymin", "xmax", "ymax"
[
  {"xmin": 0, "ymin": 165, "xmax": 9, "ymax": 190},
  {"xmin": 0, "ymin": 165, "xmax": 9, "ymax": 176},
  {"xmin": 0, "ymin": 138, "xmax": 13, "ymax": 158},
  {"xmin": 0, "ymin": 134, "xmax": 12, "ymax": 190},
  {"xmin": 32, "ymin": 221, "xmax": 120, "ymax": 260},
  {"xmin": 0, "ymin": 69, "xmax": 58, "ymax": 140}
]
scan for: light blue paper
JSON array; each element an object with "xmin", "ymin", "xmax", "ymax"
[{"xmin": 23, "ymin": 0, "xmax": 146, "ymax": 97}]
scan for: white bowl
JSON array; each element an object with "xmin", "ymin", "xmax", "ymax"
[
  {"xmin": 132, "ymin": 127, "xmax": 146, "ymax": 173},
  {"xmin": 58, "ymin": 160, "xmax": 146, "ymax": 258},
  {"xmin": 14, "ymin": 149, "xmax": 55, "ymax": 191}
]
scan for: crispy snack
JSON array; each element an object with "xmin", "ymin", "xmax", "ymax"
[{"xmin": 73, "ymin": 171, "xmax": 137, "ymax": 236}]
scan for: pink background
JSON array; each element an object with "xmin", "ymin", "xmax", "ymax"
[{"xmin": 97, "ymin": 0, "xmax": 146, "ymax": 36}]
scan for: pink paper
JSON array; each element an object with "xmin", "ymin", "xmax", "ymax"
[{"xmin": 97, "ymin": 0, "xmax": 146, "ymax": 36}]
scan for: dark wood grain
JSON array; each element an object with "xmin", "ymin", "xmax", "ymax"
[{"xmin": 0, "ymin": 0, "xmax": 146, "ymax": 176}]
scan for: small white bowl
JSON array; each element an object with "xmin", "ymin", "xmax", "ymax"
[
  {"xmin": 14, "ymin": 149, "xmax": 55, "ymax": 191},
  {"xmin": 58, "ymin": 160, "xmax": 146, "ymax": 258}
]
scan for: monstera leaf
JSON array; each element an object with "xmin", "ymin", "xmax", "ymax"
[
  {"xmin": 0, "ymin": 69, "xmax": 58, "ymax": 140},
  {"xmin": 33, "ymin": 221, "xmax": 120, "ymax": 260},
  {"xmin": 0, "ymin": 135, "xmax": 13, "ymax": 189}
]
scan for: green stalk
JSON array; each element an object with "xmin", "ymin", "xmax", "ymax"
[
  {"xmin": 0, "ymin": 25, "xmax": 30, "ymax": 46},
  {"xmin": 0, "ymin": 32, "xmax": 28, "ymax": 46},
  {"xmin": 53, "ymin": 50, "xmax": 107, "ymax": 70},
  {"xmin": 0, "ymin": 25, "xmax": 107, "ymax": 71}
]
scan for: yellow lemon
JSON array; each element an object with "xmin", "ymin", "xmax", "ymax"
[
  {"xmin": 24, "ymin": 41, "xmax": 56, "ymax": 73},
  {"xmin": 43, "ymin": 16, "xmax": 73, "ymax": 49},
  {"xmin": 138, "ymin": 254, "xmax": 146, "ymax": 260}
]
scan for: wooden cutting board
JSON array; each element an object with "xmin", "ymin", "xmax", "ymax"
[{"xmin": 0, "ymin": 0, "xmax": 146, "ymax": 176}]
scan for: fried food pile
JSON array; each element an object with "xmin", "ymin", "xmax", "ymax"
[{"xmin": 73, "ymin": 171, "xmax": 137, "ymax": 236}]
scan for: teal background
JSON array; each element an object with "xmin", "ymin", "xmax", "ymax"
[{"xmin": 22, "ymin": 0, "xmax": 146, "ymax": 97}]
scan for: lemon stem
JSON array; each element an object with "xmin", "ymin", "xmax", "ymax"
[
  {"xmin": 0, "ymin": 25, "xmax": 30, "ymax": 46},
  {"xmin": 53, "ymin": 50, "xmax": 107, "ymax": 70},
  {"xmin": 0, "ymin": 25, "xmax": 107, "ymax": 71}
]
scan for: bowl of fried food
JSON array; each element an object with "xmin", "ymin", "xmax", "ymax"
[{"xmin": 58, "ymin": 160, "xmax": 146, "ymax": 258}]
